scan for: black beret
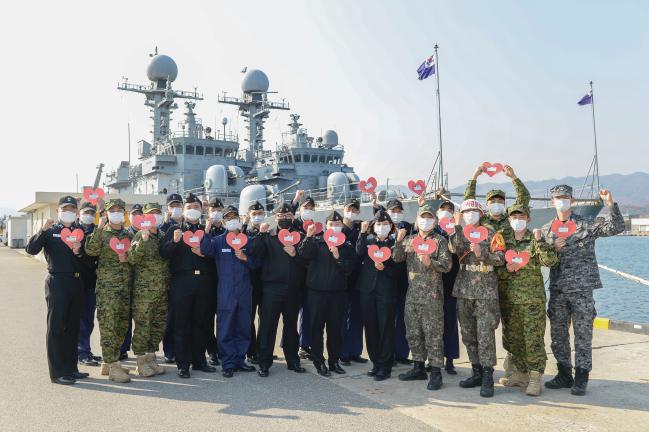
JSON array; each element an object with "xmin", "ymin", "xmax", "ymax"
[
  {"xmin": 223, "ymin": 205, "xmax": 239, "ymax": 216},
  {"xmin": 344, "ymin": 198, "xmax": 360, "ymax": 210},
  {"xmin": 248, "ymin": 201, "xmax": 264, "ymax": 211},
  {"xmin": 326, "ymin": 210, "xmax": 343, "ymax": 222},
  {"xmin": 58, "ymin": 195, "xmax": 78, "ymax": 208},
  {"xmin": 373, "ymin": 209, "xmax": 393, "ymax": 224},
  {"xmin": 276, "ymin": 203, "xmax": 293, "ymax": 214},
  {"xmin": 386, "ymin": 199, "xmax": 403, "ymax": 210},
  {"xmin": 209, "ymin": 197, "xmax": 224, "ymax": 208},
  {"xmin": 185, "ymin": 193, "xmax": 202, "ymax": 205},
  {"xmin": 167, "ymin": 193, "xmax": 183, "ymax": 204},
  {"xmin": 80, "ymin": 201, "xmax": 96, "ymax": 211},
  {"xmin": 130, "ymin": 204, "xmax": 143, "ymax": 213},
  {"xmin": 301, "ymin": 196, "xmax": 315, "ymax": 207}
]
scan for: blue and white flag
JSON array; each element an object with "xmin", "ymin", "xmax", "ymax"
[
  {"xmin": 417, "ymin": 54, "xmax": 436, "ymax": 80},
  {"xmin": 578, "ymin": 89, "xmax": 593, "ymax": 106}
]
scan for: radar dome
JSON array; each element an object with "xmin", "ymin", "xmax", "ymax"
[
  {"xmin": 147, "ymin": 54, "xmax": 178, "ymax": 82},
  {"xmin": 241, "ymin": 69, "xmax": 269, "ymax": 93},
  {"xmin": 322, "ymin": 130, "xmax": 339, "ymax": 148}
]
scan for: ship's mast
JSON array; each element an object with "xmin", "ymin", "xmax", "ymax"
[
  {"xmin": 434, "ymin": 44, "xmax": 445, "ymax": 191},
  {"xmin": 589, "ymin": 81, "xmax": 601, "ymax": 193}
]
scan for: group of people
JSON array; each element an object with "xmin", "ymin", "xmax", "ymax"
[{"xmin": 27, "ymin": 164, "xmax": 624, "ymax": 399}]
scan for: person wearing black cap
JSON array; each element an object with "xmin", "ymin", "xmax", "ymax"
[
  {"xmin": 293, "ymin": 196, "xmax": 316, "ymax": 360},
  {"xmin": 340, "ymin": 198, "xmax": 367, "ymax": 366},
  {"xmin": 160, "ymin": 193, "xmax": 216, "ymax": 378},
  {"xmin": 160, "ymin": 193, "xmax": 184, "ymax": 233},
  {"xmin": 204, "ymin": 197, "xmax": 226, "ymax": 366},
  {"xmin": 356, "ymin": 210, "xmax": 399, "ymax": 380},
  {"xmin": 250, "ymin": 202, "xmax": 308, "ymax": 377},
  {"xmin": 243, "ymin": 201, "xmax": 266, "ymax": 364},
  {"xmin": 26, "ymin": 196, "xmax": 90, "ymax": 385},
  {"xmin": 297, "ymin": 210, "xmax": 356, "ymax": 376}
]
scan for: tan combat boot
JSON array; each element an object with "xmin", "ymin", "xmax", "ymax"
[
  {"xmin": 502, "ymin": 352, "xmax": 516, "ymax": 378},
  {"xmin": 136, "ymin": 355, "xmax": 156, "ymax": 377},
  {"xmin": 101, "ymin": 361, "xmax": 129, "ymax": 375},
  {"xmin": 500, "ymin": 371, "xmax": 529, "ymax": 387},
  {"xmin": 526, "ymin": 371, "xmax": 543, "ymax": 396},
  {"xmin": 146, "ymin": 353, "xmax": 165, "ymax": 375},
  {"xmin": 109, "ymin": 362, "xmax": 131, "ymax": 383}
]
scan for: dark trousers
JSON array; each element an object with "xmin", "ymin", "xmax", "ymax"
[
  {"xmin": 172, "ymin": 275, "xmax": 211, "ymax": 370},
  {"xmin": 340, "ymin": 289, "xmax": 364, "ymax": 359},
  {"xmin": 45, "ymin": 274, "xmax": 84, "ymax": 379},
  {"xmin": 443, "ymin": 294, "xmax": 459, "ymax": 359},
  {"xmin": 361, "ymin": 290, "xmax": 396, "ymax": 372},
  {"xmin": 307, "ymin": 290, "xmax": 347, "ymax": 365},
  {"xmin": 77, "ymin": 278, "xmax": 96, "ymax": 359},
  {"xmin": 248, "ymin": 281, "xmax": 263, "ymax": 358},
  {"xmin": 217, "ymin": 299, "xmax": 252, "ymax": 371},
  {"xmin": 394, "ymin": 277, "xmax": 410, "ymax": 359},
  {"xmin": 258, "ymin": 291, "xmax": 300, "ymax": 369},
  {"xmin": 163, "ymin": 291, "xmax": 175, "ymax": 359}
]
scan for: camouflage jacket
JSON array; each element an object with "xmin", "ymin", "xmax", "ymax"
[
  {"xmin": 85, "ymin": 224, "xmax": 133, "ymax": 289},
  {"xmin": 448, "ymin": 225, "xmax": 505, "ymax": 300},
  {"xmin": 501, "ymin": 230, "xmax": 558, "ymax": 304},
  {"xmin": 541, "ymin": 203, "xmax": 624, "ymax": 293},
  {"xmin": 393, "ymin": 232, "xmax": 452, "ymax": 304},
  {"xmin": 127, "ymin": 229, "xmax": 169, "ymax": 290}
]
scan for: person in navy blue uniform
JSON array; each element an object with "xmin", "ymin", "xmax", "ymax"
[
  {"xmin": 201, "ymin": 205, "xmax": 259, "ymax": 378},
  {"xmin": 76, "ymin": 201, "xmax": 101, "ymax": 366},
  {"xmin": 251, "ymin": 203, "xmax": 307, "ymax": 377},
  {"xmin": 356, "ymin": 210, "xmax": 399, "ymax": 380},
  {"xmin": 298, "ymin": 210, "xmax": 356, "ymax": 377},
  {"xmin": 160, "ymin": 193, "xmax": 216, "ymax": 379},
  {"xmin": 372, "ymin": 195, "xmax": 412, "ymax": 364},
  {"xmin": 160, "ymin": 193, "xmax": 184, "ymax": 364},
  {"xmin": 204, "ymin": 197, "xmax": 226, "ymax": 366},
  {"xmin": 26, "ymin": 195, "xmax": 91, "ymax": 385},
  {"xmin": 243, "ymin": 201, "xmax": 266, "ymax": 364},
  {"xmin": 340, "ymin": 198, "xmax": 368, "ymax": 366}
]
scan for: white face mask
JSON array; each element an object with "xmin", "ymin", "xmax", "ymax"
[
  {"xmin": 251, "ymin": 215, "xmax": 265, "ymax": 225},
  {"xmin": 210, "ymin": 211, "xmax": 223, "ymax": 222},
  {"xmin": 374, "ymin": 224, "xmax": 391, "ymax": 238},
  {"xmin": 417, "ymin": 217, "xmax": 435, "ymax": 232},
  {"xmin": 329, "ymin": 225, "xmax": 343, "ymax": 233},
  {"xmin": 225, "ymin": 219, "xmax": 241, "ymax": 232},
  {"xmin": 154, "ymin": 214, "xmax": 164, "ymax": 226},
  {"xmin": 301, "ymin": 209, "xmax": 315, "ymax": 221},
  {"xmin": 437, "ymin": 210, "xmax": 453, "ymax": 220},
  {"xmin": 108, "ymin": 212, "xmax": 124, "ymax": 225},
  {"xmin": 170, "ymin": 207, "xmax": 183, "ymax": 220},
  {"xmin": 79, "ymin": 213, "xmax": 95, "ymax": 225},
  {"xmin": 487, "ymin": 202, "xmax": 505, "ymax": 216},
  {"xmin": 344, "ymin": 210, "xmax": 361, "ymax": 221},
  {"xmin": 462, "ymin": 211, "xmax": 480, "ymax": 226},
  {"xmin": 554, "ymin": 198, "xmax": 572, "ymax": 211},
  {"xmin": 184, "ymin": 209, "xmax": 202, "ymax": 222},
  {"xmin": 388, "ymin": 211, "xmax": 403, "ymax": 223},
  {"xmin": 59, "ymin": 211, "xmax": 77, "ymax": 224},
  {"xmin": 510, "ymin": 219, "xmax": 527, "ymax": 232}
]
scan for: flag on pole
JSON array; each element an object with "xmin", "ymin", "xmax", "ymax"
[
  {"xmin": 578, "ymin": 89, "xmax": 593, "ymax": 106},
  {"xmin": 417, "ymin": 54, "xmax": 436, "ymax": 80}
]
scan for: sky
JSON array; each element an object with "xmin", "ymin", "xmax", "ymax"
[{"xmin": 1, "ymin": 0, "xmax": 648, "ymax": 211}]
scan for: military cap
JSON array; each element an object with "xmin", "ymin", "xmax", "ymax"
[
  {"xmin": 507, "ymin": 203, "xmax": 530, "ymax": 216},
  {"xmin": 373, "ymin": 209, "xmax": 393, "ymax": 224},
  {"xmin": 276, "ymin": 203, "xmax": 293, "ymax": 214},
  {"xmin": 223, "ymin": 205, "xmax": 239, "ymax": 217},
  {"xmin": 58, "ymin": 195, "xmax": 78, "ymax": 208},
  {"xmin": 105, "ymin": 198, "xmax": 126, "ymax": 211},
  {"xmin": 344, "ymin": 198, "xmax": 360, "ymax": 210},
  {"xmin": 418, "ymin": 203, "xmax": 437, "ymax": 216},
  {"xmin": 550, "ymin": 184, "xmax": 573, "ymax": 198},
  {"xmin": 486, "ymin": 189, "xmax": 506, "ymax": 201},
  {"xmin": 185, "ymin": 193, "xmax": 202, "ymax": 206},
  {"xmin": 248, "ymin": 201, "xmax": 264, "ymax": 211},
  {"xmin": 326, "ymin": 210, "xmax": 343, "ymax": 222},
  {"xmin": 167, "ymin": 193, "xmax": 183, "ymax": 204},
  {"xmin": 143, "ymin": 203, "xmax": 162, "ymax": 214},
  {"xmin": 301, "ymin": 196, "xmax": 315, "ymax": 207},
  {"xmin": 79, "ymin": 201, "xmax": 96, "ymax": 212},
  {"xmin": 386, "ymin": 199, "xmax": 403, "ymax": 210},
  {"xmin": 460, "ymin": 199, "xmax": 483, "ymax": 213},
  {"xmin": 209, "ymin": 197, "xmax": 224, "ymax": 208},
  {"xmin": 438, "ymin": 199, "xmax": 455, "ymax": 211},
  {"xmin": 130, "ymin": 204, "xmax": 143, "ymax": 214}
]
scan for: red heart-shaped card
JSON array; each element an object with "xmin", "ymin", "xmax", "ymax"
[
  {"xmin": 411, "ymin": 236, "xmax": 438, "ymax": 255},
  {"xmin": 82, "ymin": 187, "xmax": 105, "ymax": 204},
  {"xmin": 183, "ymin": 230, "xmax": 204, "ymax": 248},
  {"xmin": 278, "ymin": 229, "xmax": 301, "ymax": 246},
  {"xmin": 463, "ymin": 225, "xmax": 488, "ymax": 244},
  {"xmin": 550, "ymin": 220, "xmax": 576, "ymax": 238},
  {"xmin": 505, "ymin": 250, "xmax": 530, "ymax": 271},
  {"xmin": 323, "ymin": 229, "xmax": 346, "ymax": 248},
  {"xmin": 367, "ymin": 244, "xmax": 391, "ymax": 263},
  {"xmin": 407, "ymin": 179, "xmax": 426, "ymax": 196},
  {"xmin": 109, "ymin": 237, "xmax": 131, "ymax": 254},
  {"xmin": 303, "ymin": 220, "xmax": 323, "ymax": 235},
  {"xmin": 131, "ymin": 214, "xmax": 157, "ymax": 231},
  {"xmin": 60, "ymin": 228, "xmax": 84, "ymax": 249},
  {"xmin": 438, "ymin": 217, "xmax": 456, "ymax": 235},
  {"xmin": 359, "ymin": 177, "xmax": 377, "ymax": 193},
  {"xmin": 482, "ymin": 162, "xmax": 503, "ymax": 177},
  {"xmin": 226, "ymin": 232, "xmax": 248, "ymax": 250}
]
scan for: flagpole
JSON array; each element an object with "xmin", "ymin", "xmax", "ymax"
[
  {"xmin": 589, "ymin": 81, "xmax": 600, "ymax": 192},
  {"xmin": 434, "ymin": 44, "xmax": 444, "ymax": 190}
]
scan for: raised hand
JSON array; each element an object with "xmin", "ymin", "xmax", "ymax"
[
  {"xmin": 191, "ymin": 247, "xmax": 205, "ymax": 257},
  {"xmin": 98, "ymin": 215, "xmax": 107, "ymax": 229},
  {"xmin": 42, "ymin": 218, "xmax": 55, "ymax": 231},
  {"xmin": 533, "ymin": 228, "xmax": 542, "ymax": 241},
  {"xmin": 360, "ymin": 221, "xmax": 370, "ymax": 233},
  {"xmin": 470, "ymin": 242, "xmax": 482, "ymax": 257},
  {"xmin": 141, "ymin": 230, "xmax": 150, "ymax": 242},
  {"xmin": 472, "ymin": 164, "xmax": 484, "ymax": 180},
  {"xmin": 554, "ymin": 237, "xmax": 566, "ymax": 252},
  {"xmin": 283, "ymin": 245, "xmax": 296, "ymax": 257},
  {"xmin": 396, "ymin": 228, "xmax": 407, "ymax": 242},
  {"xmin": 370, "ymin": 191, "xmax": 378, "ymax": 208},
  {"xmin": 418, "ymin": 253, "xmax": 431, "ymax": 267},
  {"xmin": 417, "ymin": 195, "xmax": 426, "ymax": 207},
  {"xmin": 503, "ymin": 164, "xmax": 517, "ymax": 179},
  {"xmin": 173, "ymin": 229, "xmax": 182, "ymax": 243},
  {"xmin": 259, "ymin": 222, "xmax": 270, "ymax": 233},
  {"xmin": 205, "ymin": 218, "xmax": 212, "ymax": 233},
  {"xmin": 329, "ymin": 246, "xmax": 340, "ymax": 259},
  {"xmin": 374, "ymin": 262, "xmax": 385, "ymax": 271},
  {"xmin": 234, "ymin": 249, "xmax": 248, "ymax": 261},
  {"xmin": 599, "ymin": 189, "xmax": 613, "ymax": 206},
  {"xmin": 306, "ymin": 223, "xmax": 316, "ymax": 238},
  {"xmin": 71, "ymin": 241, "xmax": 81, "ymax": 254}
]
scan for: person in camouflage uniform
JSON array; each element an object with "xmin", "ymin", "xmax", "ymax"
[
  {"xmin": 542, "ymin": 185, "xmax": 624, "ymax": 396},
  {"xmin": 449, "ymin": 199, "xmax": 505, "ymax": 398},
  {"xmin": 127, "ymin": 203, "xmax": 169, "ymax": 377},
  {"xmin": 499, "ymin": 204, "xmax": 558, "ymax": 396},
  {"xmin": 393, "ymin": 204, "xmax": 452, "ymax": 390},
  {"xmin": 464, "ymin": 164, "xmax": 530, "ymax": 377},
  {"xmin": 85, "ymin": 198, "xmax": 133, "ymax": 383}
]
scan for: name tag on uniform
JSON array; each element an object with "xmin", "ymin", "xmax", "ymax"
[
  {"xmin": 53, "ymin": 234, "xmax": 61, "ymax": 238},
  {"xmin": 222, "ymin": 248, "xmax": 232, "ymax": 253}
]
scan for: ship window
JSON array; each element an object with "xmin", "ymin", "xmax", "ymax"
[
  {"xmin": 175, "ymin": 145, "xmax": 183, "ymax": 154},
  {"xmin": 196, "ymin": 146, "xmax": 204, "ymax": 155},
  {"xmin": 319, "ymin": 155, "xmax": 325, "ymax": 163},
  {"xmin": 295, "ymin": 154, "xmax": 302, "ymax": 162},
  {"xmin": 205, "ymin": 147, "xmax": 213, "ymax": 155},
  {"xmin": 186, "ymin": 145, "xmax": 195, "ymax": 155},
  {"xmin": 215, "ymin": 147, "xmax": 223, "ymax": 156},
  {"xmin": 327, "ymin": 155, "xmax": 333, "ymax": 163},
  {"xmin": 225, "ymin": 149, "xmax": 232, "ymax": 157}
]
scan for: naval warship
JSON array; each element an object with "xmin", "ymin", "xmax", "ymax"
[{"xmin": 103, "ymin": 50, "xmax": 603, "ymax": 228}]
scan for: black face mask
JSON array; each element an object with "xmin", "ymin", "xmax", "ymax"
[{"xmin": 277, "ymin": 219, "xmax": 293, "ymax": 229}]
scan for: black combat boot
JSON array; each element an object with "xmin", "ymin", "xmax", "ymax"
[
  {"xmin": 480, "ymin": 367, "xmax": 494, "ymax": 397},
  {"xmin": 398, "ymin": 361, "xmax": 427, "ymax": 381},
  {"xmin": 427, "ymin": 367, "xmax": 443, "ymax": 390},
  {"xmin": 545, "ymin": 363, "xmax": 574, "ymax": 389},
  {"xmin": 571, "ymin": 367, "xmax": 589, "ymax": 396},
  {"xmin": 459, "ymin": 364, "xmax": 483, "ymax": 388}
]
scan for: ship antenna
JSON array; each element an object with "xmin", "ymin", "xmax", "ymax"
[
  {"xmin": 589, "ymin": 81, "xmax": 600, "ymax": 194},
  {"xmin": 433, "ymin": 44, "xmax": 445, "ymax": 191}
]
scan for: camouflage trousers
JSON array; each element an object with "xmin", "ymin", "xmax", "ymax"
[
  {"xmin": 457, "ymin": 298, "xmax": 500, "ymax": 367},
  {"xmin": 96, "ymin": 283, "xmax": 131, "ymax": 364},
  {"xmin": 131, "ymin": 285, "xmax": 168, "ymax": 356},
  {"xmin": 547, "ymin": 290, "xmax": 597, "ymax": 371},
  {"xmin": 404, "ymin": 300, "xmax": 444, "ymax": 368},
  {"xmin": 501, "ymin": 302, "xmax": 547, "ymax": 372}
]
